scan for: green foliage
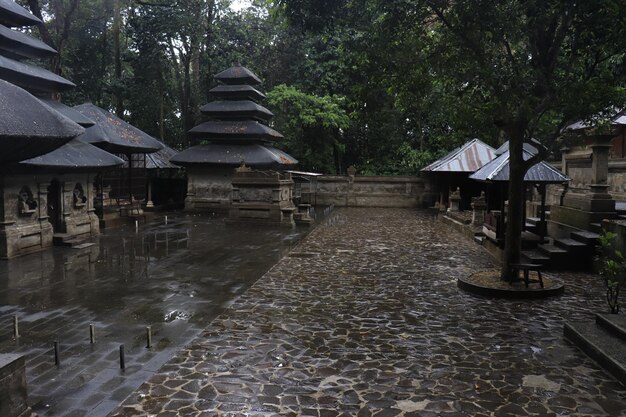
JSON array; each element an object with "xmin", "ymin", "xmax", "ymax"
[
  {"xmin": 267, "ymin": 84, "xmax": 350, "ymax": 173},
  {"xmin": 597, "ymin": 231, "xmax": 625, "ymax": 314}
]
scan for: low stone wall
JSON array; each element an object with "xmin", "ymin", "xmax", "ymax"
[{"xmin": 314, "ymin": 175, "xmax": 432, "ymax": 208}]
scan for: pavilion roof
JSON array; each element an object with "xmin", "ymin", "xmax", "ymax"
[
  {"xmin": 469, "ymin": 149, "xmax": 569, "ymax": 183},
  {"xmin": 0, "ymin": 0, "xmax": 41, "ymax": 27},
  {"xmin": 0, "ymin": 79, "xmax": 81, "ymax": 162},
  {"xmin": 188, "ymin": 120, "xmax": 283, "ymax": 142},
  {"xmin": 564, "ymin": 109, "xmax": 626, "ymax": 132},
  {"xmin": 171, "ymin": 144, "xmax": 298, "ymax": 169},
  {"xmin": 19, "ymin": 137, "xmax": 124, "ymax": 170},
  {"xmin": 74, "ymin": 103, "xmax": 164, "ymax": 154},
  {"xmin": 494, "ymin": 140, "xmax": 540, "ymax": 156},
  {"xmin": 146, "ymin": 142, "xmax": 179, "ymax": 169},
  {"xmin": 38, "ymin": 98, "xmax": 95, "ymax": 127},
  {"xmin": 421, "ymin": 138, "xmax": 496, "ymax": 173},
  {"xmin": 0, "ymin": 54, "xmax": 75, "ymax": 92},
  {"xmin": 0, "ymin": 24, "xmax": 56, "ymax": 60},
  {"xmin": 214, "ymin": 63, "xmax": 262, "ymax": 86}
]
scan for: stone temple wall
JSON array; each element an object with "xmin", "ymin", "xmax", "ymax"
[
  {"xmin": 0, "ymin": 173, "xmax": 98, "ymax": 259},
  {"xmin": 315, "ymin": 175, "xmax": 432, "ymax": 208},
  {"xmin": 184, "ymin": 166, "xmax": 235, "ymax": 213},
  {"xmin": 546, "ymin": 158, "xmax": 626, "ymax": 205}
]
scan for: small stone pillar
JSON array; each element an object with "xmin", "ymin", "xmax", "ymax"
[
  {"xmin": 448, "ymin": 187, "xmax": 461, "ymax": 212},
  {"xmin": 471, "ymin": 191, "xmax": 487, "ymax": 227},
  {"xmin": 590, "ymin": 136, "xmax": 612, "ymax": 197},
  {"xmin": 145, "ymin": 178, "xmax": 154, "ymax": 209},
  {"xmin": 346, "ymin": 165, "xmax": 356, "ymax": 179},
  {"xmin": 0, "ymin": 354, "xmax": 33, "ymax": 417},
  {"xmin": 560, "ymin": 145, "xmax": 570, "ymax": 176}
]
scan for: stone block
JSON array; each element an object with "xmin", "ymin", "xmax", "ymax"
[{"xmin": 0, "ymin": 354, "xmax": 33, "ymax": 417}]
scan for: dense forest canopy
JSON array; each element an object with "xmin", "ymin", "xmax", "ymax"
[{"xmin": 21, "ymin": 0, "xmax": 626, "ymax": 178}]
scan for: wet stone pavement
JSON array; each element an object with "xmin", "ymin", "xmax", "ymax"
[
  {"xmin": 0, "ymin": 212, "xmax": 311, "ymax": 416},
  {"xmin": 111, "ymin": 208, "xmax": 626, "ymax": 417}
]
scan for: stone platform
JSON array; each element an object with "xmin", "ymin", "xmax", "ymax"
[
  {"xmin": 458, "ymin": 269, "xmax": 565, "ymax": 299},
  {"xmin": 111, "ymin": 208, "xmax": 626, "ymax": 416}
]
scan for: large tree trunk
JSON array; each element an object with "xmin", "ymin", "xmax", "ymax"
[
  {"xmin": 501, "ymin": 129, "xmax": 526, "ymax": 280},
  {"xmin": 113, "ymin": 0, "xmax": 123, "ymax": 117}
]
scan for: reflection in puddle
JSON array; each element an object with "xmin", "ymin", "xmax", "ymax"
[{"xmin": 0, "ymin": 210, "xmax": 327, "ymax": 416}]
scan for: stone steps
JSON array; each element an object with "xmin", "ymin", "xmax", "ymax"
[
  {"xmin": 53, "ymin": 233, "xmax": 94, "ymax": 249},
  {"xmin": 564, "ymin": 314, "xmax": 626, "ymax": 387}
]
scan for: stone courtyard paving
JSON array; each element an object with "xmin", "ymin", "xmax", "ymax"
[{"xmin": 112, "ymin": 208, "xmax": 626, "ymax": 417}]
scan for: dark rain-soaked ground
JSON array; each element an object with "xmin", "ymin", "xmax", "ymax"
[
  {"xmin": 110, "ymin": 208, "xmax": 626, "ymax": 417},
  {"xmin": 0, "ymin": 211, "xmax": 315, "ymax": 416}
]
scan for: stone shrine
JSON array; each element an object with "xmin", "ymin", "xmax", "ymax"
[{"xmin": 171, "ymin": 63, "xmax": 298, "ymax": 213}]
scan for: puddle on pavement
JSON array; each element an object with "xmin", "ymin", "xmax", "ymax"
[{"xmin": 0, "ymin": 210, "xmax": 325, "ymax": 416}]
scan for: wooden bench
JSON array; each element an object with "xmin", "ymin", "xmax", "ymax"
[{"xmin": 509, "ymin": 263, "xmax": 544, "ymax": 288}]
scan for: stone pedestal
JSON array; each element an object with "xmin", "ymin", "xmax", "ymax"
[
  {"xmin": 0, "ymin": 354, "xmax": 34, "ymax": 417},
  {"xmin": 448, "ymin": 187, "xmax": 461, "ymax": 212},
  {"xmin": 550, "ymin": 136, "xmax": 616, "ymax": 233},
  {"xmin": 471, "ymin": 192, "xmax": 487, "ymax": 227},
  {"xmin": 294, "ymin": 204, "xmax": 313, "ymax": 226},
  {"xmin": 227, "ymin": 167, "xmax": 295, "ymax": 227}
]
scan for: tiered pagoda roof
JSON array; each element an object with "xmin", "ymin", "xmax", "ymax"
[
  {"xmin": 0, "ymin": 0, "xmax": 121, "ymax": 169},
  {"xmin": 171, "ymin": 63, "xmax": 298, "ymax": 169},
  {"xmin": 0, "ymin": 0, "xmax": 75, "ymax": 93}
]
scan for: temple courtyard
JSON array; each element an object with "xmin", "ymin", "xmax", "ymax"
[
  {"xmin": 2, "ymin": 208, "xmax": 626, "ymax": 416},
  {"xmin": 101, "ymin": 208, "xmax": 626, "ymax": 417}
]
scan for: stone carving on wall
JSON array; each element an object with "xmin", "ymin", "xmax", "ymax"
[
  {"xmin": 73, "ymin": 183, "xmax": 87, "ymax": 208},
  {"xmin": 18, "ymin": 186, "xmax": 37, "ymax": 215}
]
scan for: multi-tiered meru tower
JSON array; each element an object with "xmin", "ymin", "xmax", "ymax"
[{"xmin": 171, "ymin": 63, "xmax": 298, "ymax": 221}]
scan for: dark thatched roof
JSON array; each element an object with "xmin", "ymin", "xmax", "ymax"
[
  {"xmin": 0, "ymin": 79, "xmax": 82, "ymax": 162},
  {"xmin": 214, "ymin": 64, "xmax": 262, "ymax": 85},
  {"xmin": 74, "ymin": 103, "xmax": 164, "ymax": 154},
  {"xmin": 188, "ymin": 120, "xmax": 283, "ymax": 142},
  {"xmin": 38, "ymin": 98, "xmax": 94, "ymax": 127},
  {"xmin": 0, "ymin": 24, "xmax": 56, "ymax": 60},
  {"xmin": 171, "ymin": 144, "xmax": 298, "ymax": 169},
  {"xmin": 19, "ymin": 137, "xmax": 124, "ymax": 170},
  {"xmin": 0, "ymin": 0, "xmax": 41, "ymax": 27},
  {"xmin": 199, "ymin": 100, "xmax": 273, "ymax": 121},
  {"xmin": 0, "ymin": 54, "xmax": 75, "ymax": 92},
  {"xmin": 209, "ymin": 84, "xmax": 265, "ymax": 102},
  {"xmin": 470, "ymin": 149, "xmax": 569, "ymax": 183}
]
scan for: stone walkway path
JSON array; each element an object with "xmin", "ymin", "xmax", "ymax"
[{"xmin": 111, "ymin": 208, "xmax": 626, "ymax": 417}]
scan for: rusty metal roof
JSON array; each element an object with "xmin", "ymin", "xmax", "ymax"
[
  {"xmin": 470, "ymin": 149, "xmax": 569, "ymax": 183},
  {"xmin": 421, "ymin": 138, "xmax": 496, "ymax": 173},
  {"xmin": 495, "ymin": 140, "xmax": 540, "ymax": 156},
  {"xmin": 564, "ymin": 110, "xmax": 626, "ymax": 132},
  {"xmin": 171, "ymin": 144, "xmax": 298, "ymax": 169},
  {"xmin": 0, "ymin": 24, "xmax": 57, "ymax": 60},
  {"xmin": 0, "ymin": 0, "xmax": 41, "ymax": 27},
  {"xmin": 74, "ymin": 103, "xmax": 164, "ymax": 154}
]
